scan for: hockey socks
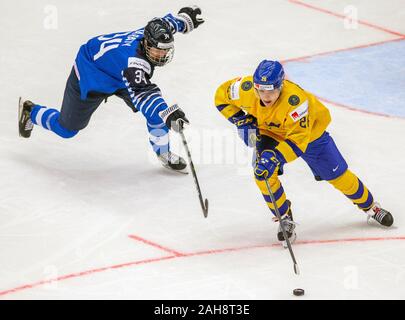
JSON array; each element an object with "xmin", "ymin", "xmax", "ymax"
[
  {"xmin": 329, "ymin": 170, "xmax": 374, "ymax": 211},
  {"xmin": 255, "ymin": 175, "xmax": 290, "ymax": 218},
  {"xmin": 147, "ymin": 122, "xmax": 170, "ymax": 156},
  {"xmin": 30, "ymin": 105, "xmax": 78, "ymax": 139}
]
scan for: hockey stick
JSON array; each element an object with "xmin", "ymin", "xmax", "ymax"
[
  {"xmin": 179, "ymin": 128, "xmax": 209, "ymax": 218},
  {"xmin": 263, "ymin": 177, "xmax": 300, "ymax": 275}
]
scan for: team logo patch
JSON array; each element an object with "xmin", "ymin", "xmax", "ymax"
[
  {"xmin": 289, "ymin": 101, "xmax": 309, "ymax": 122},
  {"xmin": 241, "ymin": 81, "xmax": 253, "ymax": 91},
  {"xmin": 288, "ymin": 95, "xmax": 300, "ymax": 106},
  {"xmin": 261, "ymin": 76, "xmax": 267, "ymax": 82}
]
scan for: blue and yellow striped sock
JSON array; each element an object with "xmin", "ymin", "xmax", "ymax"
[
  {"xmin": 255, "ymin": 174, "xmax": 290, "ymax": 217},
  {"xmin": 329, "ymin": 170, "xmax": 374, "ymax": 211}
]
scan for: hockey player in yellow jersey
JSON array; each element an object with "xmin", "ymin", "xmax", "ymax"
[{"xmin": 214, "ymin": 60, "xmax": 393, "ymax": 246}]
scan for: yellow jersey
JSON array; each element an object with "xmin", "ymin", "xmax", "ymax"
[{"xmin": 214, "ymin": 76, "xmax": 331, "ymax": 163}]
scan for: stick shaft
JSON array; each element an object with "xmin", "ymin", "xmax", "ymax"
[
  {"xmin": 179, "ymin": 130, "xmax": 208, "ymax": 218},
  {"xmin": 264, "ymin": 178, "xmax": 300, "ymax": 275}
]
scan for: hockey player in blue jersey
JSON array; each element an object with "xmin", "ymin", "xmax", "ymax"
[{"xmin": 18, "ymin": 6, "xmax": 204, "ymax": 173}]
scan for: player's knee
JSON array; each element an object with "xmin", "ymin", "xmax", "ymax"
[{"xmin": 52, "ymin": 118, "xmax": 79, "ymax": 139}]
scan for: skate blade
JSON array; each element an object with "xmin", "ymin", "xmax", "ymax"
[
  {"xmin": 281, "ymin": 232, "xmax": 297, "ymax": 249},
  {"xmin": 161, "ymin": 162, "xmax": 189, "ymax": 175},
  {"xmin": 366, "ymin": 216, "xmax": 392, "ymax": 228},
  {"xmin": 18, "ymin": 97, "xmax": 24, "ymax": 137}
]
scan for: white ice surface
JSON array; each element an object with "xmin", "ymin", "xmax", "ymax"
[{"xmin": 0, "ymin": 0, "xmax": 405, "ymax": 299}]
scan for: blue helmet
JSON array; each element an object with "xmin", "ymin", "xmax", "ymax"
[{"xmin": 253, "ymin": 60, "xmax": 285, "ymax": 90}]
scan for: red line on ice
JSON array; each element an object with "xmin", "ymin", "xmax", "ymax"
[
  {"xmin": 317, "ymin": 96, "xmax": 405, "ymax": 120},
  {"xmin": 3, "ymin": 2, "xmax": 403, "ymax": 299},
  {"xmin": 1, "ymin": 236, "xmax": 405, "ymax": 298},
  {"xmin": 288, "ymin": 0, "xmax": 405, "ymax": 37},
  {"xmin": 280, "ymin": 37, "xmax": 405, "ymax": 120},
  {"xmin": 128, "ymin": 234, "xmax": 185, "ymax": 256},
  {"xmin": 280, "ymin": 37, "xmax": 405, "ymax": 64},
  {"xmin": 0, "ymin": 255, "xmax": 179, "ymax": 298}
]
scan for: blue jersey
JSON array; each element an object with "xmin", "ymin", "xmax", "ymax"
[{"xmin": 74, "ymin": 13, "xmax": 186, "ymax": 125}]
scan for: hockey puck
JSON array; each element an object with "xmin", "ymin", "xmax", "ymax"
[{"xmin": 293, "ymin": 288, "xmax": 305, "ymax": 296}]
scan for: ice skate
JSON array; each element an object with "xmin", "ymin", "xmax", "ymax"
[
  {"xmin": 158, "ymin": 151, "xmax": 188, "ymax": 174},
  {"xmin": 276, "ymin": 200, "xmax": 297, "ymax": 248},
  {"xmin": 366, "ymin": 202, "xmax": 394, "ymax": 227},
  {"xmin": 18, "ymin": 98, "xmax": 34, "ymax": 138}
]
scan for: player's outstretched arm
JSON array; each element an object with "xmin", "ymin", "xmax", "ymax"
[{"xmin": 163, "ymin": 6, "xmax": 204, "ymax": 34}]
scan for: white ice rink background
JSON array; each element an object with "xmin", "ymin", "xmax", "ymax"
[{"xmin": 0, "ymin": 0, "xmax": 405, "ymax": 299}]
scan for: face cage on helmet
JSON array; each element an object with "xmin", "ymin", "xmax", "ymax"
[{"xmin": 144, "ymin": 40, "xmax": 174, "ymax": 67}]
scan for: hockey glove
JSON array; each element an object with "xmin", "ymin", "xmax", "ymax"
[
  {"xmin": 254, "ymin": 150, "xmax": 280, "ymax": 181},
  {"xmin": 159, "ymin": 104, "xmax": 190, "ymax": 132},
  {"xmin": 232, "ymin": 113, "xmax": 258, "ymax": 147},
  {"xmin": 177, "ymin": 6, "xmax": 205, "ymax": 33}
]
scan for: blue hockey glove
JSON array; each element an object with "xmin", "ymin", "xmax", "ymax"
[
  {"xmin": 254, "ymin": 150, "xmax": 280, "ymax": 181},
  {"xmin": 232, "ymin": 114, "xmax": 258, "ymax": 147}
]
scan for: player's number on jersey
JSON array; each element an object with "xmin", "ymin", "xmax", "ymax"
[
  {"xmin": 300, "ymin": 116, "xmax": 308, "ymax": 128},
  {"xmin": 93, "ymin": 32, "xmax": 132, "ymax": 61},
  {"xmin": 134, "ymin": 69, "xmax": 147, "ymax": 84}
]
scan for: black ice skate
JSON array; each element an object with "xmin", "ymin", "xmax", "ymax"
[
  {"xmin": 367, "ymin": 202, "xmax": 394, "ymax": 227},
  {"xmin": 276, "ymin": 201, "xmax": 297, "ymax": 248},
  {"xmin": 158, "ymin": 151, "xmax": 188, "ymax": 174},
  {"xmin": 18, "ymin": 97, "xmax": 34, "ymax": 138}
]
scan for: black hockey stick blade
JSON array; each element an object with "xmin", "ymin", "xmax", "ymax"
[
  {"xmin": 203, "ymin": 198, "xmax": 209, "ymax": 218},
  {"xmin": 294, "ymin": 263, "xmax": 300, "ymax": 275}
]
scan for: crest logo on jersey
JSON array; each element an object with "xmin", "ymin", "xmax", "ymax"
[
  {"xmin": 288, "ymin": 95, "xmax": 300, "ymax": 106},
  {"xmin": 241, "ymin": 81, "xmax": 253, "ymax": 91},
  {"xmin": 261, "ymin": 76, "xmax": 267, "ymax": 82}
]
